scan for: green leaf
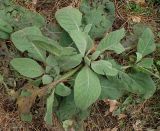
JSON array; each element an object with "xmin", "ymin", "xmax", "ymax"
[
  {"xmin": 118, "ymin": 72, "xmax": 156, "ymax": 99},
  {"xmin": 84, "ymin": 24, "xmax": 92, "ymax": 33},
  {"xmin": 56, "ymin": 54, "xmax": 82, "ymax": 71},
  {"xmin": 20, "ymin": 89, "xmax": 32, "ymax": 97},
  {"xmin": 44, "ymin": 89, "xmax": 55, "ymax": 125},
  {"xmin": 11, "ymin": 26, "xmax": 42, "ymax": 52},
  {"xmin": 11, "ymin": 27, "xmax": 46, "ymax": 62},
  {"xmin": 0, "ymin": 19, "xmax": 13, "ymax": 33},
  {"xmin": 80, "ymin": 0, "xmax": 115, "ymax": 38},
  {"xmin": 42, "ymin": 75, "xmax": 53, "ymax": 85},
  {"xmin": 59, "ymin": 31, "xmax": 73, "ymax": 47},
  {"xmin": 69, "ymin": 30, "xmax": 87, "ymax": 56},
  {"xmin": 136, "ymin": 52, "xmax": 143, "ymax": 63},
  {"xmin": 137, "ymin": 28, "xmax": 156, "ymax": 57},
  {"xmin": 55, "ymin": 83, "xmax": 71, "ymax": 96},
  {"xmin": 137, "ymin": 58, "xmax": 153, "ymax": 69},
  {"xmin": 55, "ymin": 6, "xmax": 82, "ymax": 33},
  {"xmin": 46, "ymin": 55, "xmax": 60, "ymax": 75},
  {"xmin": 157, "ymin": 61, "xmax": 160, "ymax": 65},
  {"xmin": 97, "ymin": 28, "xmax": 125, "ymax": 54},
  {"xmin": 29, "ymin": 35, "xmax": 63, "ymax": 57},
  {"xmin": 99, "ymin": 76, "xmax": 124, "ymax": 100},
  {"xmin": 74, "ymin": 66, "xmax": 101, "ymax": 110},
  {"xmin": 56, "ymin": 93, "xmax": 79, "ymax": 121},
  {"xmin": 0, "ymin": 31, "xmax": 9, "ymax": 40},
  {"xmin": 130, "ymin": 73, "xmax": 156, "ymax": 99},
  {"xmin": 91, "ymin": 51, "xmax": 101, "ymax": 60},
  {"xmin": 91, "ymin": 60, "xmax": 118, "ymax": 76},
  {"xmin": 0, "ymin": 3, "xmax": 45, "ymax": 31},
  {"xmin": 10, "ymin": 58, "xmax": 43, "ymax": 78}
]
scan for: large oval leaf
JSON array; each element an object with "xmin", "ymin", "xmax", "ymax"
[
  {"xmin": 55, "ymin": 6, "xmax": 82, "ymax": 33},
  {"xmin": 11, "ymin": 27, "xmax": 46, "ymax": 62},
  {"xmin": 11, "ymin": 26, "xmax": 42, "ymax": 52},
  {"xmin": 74, "ymin": 66, "xmax": 101, "ymax": 110},
  {"xmin": 10, "ymin": 58, "xmax": 44, "ymax": 78}
]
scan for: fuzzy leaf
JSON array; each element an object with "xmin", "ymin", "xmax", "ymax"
[
  {"xmin": 55, "ymin": 83, "xmax": 71, "ymax": 96},
  {"xmin": 137, "ymin": 58, "xmax": 153, "ymax": 69},
  {"xmin": 137, "ymin": 28, "xmax": 156, "ymax": 57},
  {"xmin": 69, "ymin": 30, "xmax": 87, "ymax": 56},
  {"xmin": 42, "ymin": 75, "xmax": 53, "ymax": 85},
  {"xmin": 0, "ymin": 19, "xmax": 13, "ymax": 33},
  {"xmin": 91, "ymin": 60, "xmax": 118, "ymax": 76},
  {"xmin": 74, "ymin": 66, "xmax": 101, "ymax": 110},
  {"xmin": 11, "ymin": 27, "xmax": 46, "ymax": 62},
  {"xmin": 10, "ymin": 58, "xmax": 43, "ymax": 78},
  {"xmin": 56, "ymin": 54, "xmax": 82, "ymax": 71},
  {"xmin": 99, "ymin": 76, "xmax": 124, "ymax": 100},
  {"xmin": 55, "ymin": 6, "xmax": 82, "ymax": 33},
  {"xmin": 80, "ymin": 0, "xmax": 115, "ymax": 38},
  {"xmin": 118, "ymin": 72, "xmax": 156, "ymax": 99},
  {"xmin": 97, "ymin": 28, "xmax": 125, "ymax": 54},
  {"xmin": 44, "ymin": 89, "xmax": 55, "ymax": 125}
]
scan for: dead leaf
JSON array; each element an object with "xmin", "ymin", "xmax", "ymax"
[
  {"xmin": 17, "ymin": 83, "xmax": 40, "ymax": 114},
  {"xmin": 133, "ymin": 120, "xmax": 143, "ymax": 131},
  {"xmin": 128, "ymin": 0, "xmax": 145, "ymax": 4},
  {"xmin": 118, "ymin": 114, "xmax": 127, "ymax": 120},
  {"xmin": 104, "ymin": 99, "xmax": 118, "ymax": 113},
  {"xmin": 102, "ymin": 128, "xmax": 111, "ymax": 131},
  {"xmin": 32, "ymin": 0, "xmax": 37, "ymax": 5},
  {"xmin": 131, "ymin": 16, "xmax": 141, "ymax": 23},
  {"xmin": 111, "ymin": 127, "xmax": 118, "ymax": 131}
]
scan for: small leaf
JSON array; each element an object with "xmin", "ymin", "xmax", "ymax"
[
  {"xmin": 74, "ymin": 66, "xmax": 101, "ymax": 110},
  {"xmin": 69, "ymin": 30, "xmax": 87, "ymax": 56},
  {"xmin": 84, "ymin": 24, "xmax": 92, "ymax": 33},
  {"xmin": 91, "ymin": 60, "xmax": 118, "ymax": 76},
  {"xmin": 10, "ymin": 58, "xmax": 43, "ymax": 78},
  {"xmin": 137, "ymin": 58, "xmax": 153, "ymax": 69},
  {"xmin": 137, "ymin": 28, "xmax": 156, "ymax": 57},
  {"xmin": 42, "ymin": 75, "xmax": 53, "ymax": 85},
  {"xmin": 55, "ymin": 6, "xmax": 82, "ymax": 33},
  {"xmin": 44, "ymin": 89, "xmax": 55, "ymax": 125},
  {"xmin": 55, "ymin": 83, "xmax": 71, "ymax": 96},
  {"xmin": 136, "ymin": 52, "xmax": 143, "ymax": 63},
  {"xmin": 20, "ymin": 89, "xmax": 32, "ymax": 97},
  {"xmin": 97, "ymin": 28, "xmax": 125, "ymax": 54},
  {"xmin": 80, "ymin": 0, "xmax": 115, "ymax": 38}
]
